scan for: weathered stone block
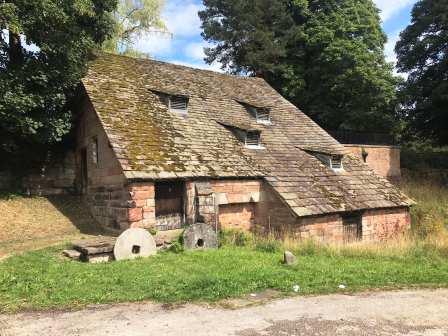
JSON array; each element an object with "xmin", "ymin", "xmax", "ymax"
[
  {"xmin": 128, "ymin": 208, "xmax": 143, "ymax": 222},
  {"xmin": 283, "ymin": 251, "xmax": 297, "ymax": 265}
]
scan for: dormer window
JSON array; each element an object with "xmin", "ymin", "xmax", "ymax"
[
  {"xmin": 243, "ymin": 103, "xmax": 271, "ymax": 125},
  {"xmin": 168, "ymin": 95, "xmax": 188, "ymax": 114},
  {"xmin": 315, "ymin": 153, "xmax": 344, "ymax": 171},
  {"xmin": 254, "ymin": 107, "xmax": 271, "ymax": 124},
  {"xmin": 330, "ymin": 156, "xmax": 343, "ymax": 170},
  {"xmin": 245, "ymin": 131, "xmax": 263, "ymax": 149}
]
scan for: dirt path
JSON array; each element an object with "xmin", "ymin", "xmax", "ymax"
[{"xmin": 2, "ymin": 289, "xmax": 448, "ymax": 336}]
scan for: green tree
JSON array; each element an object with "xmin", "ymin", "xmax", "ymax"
[
  {"xmin": 104, "ymin": 0, "xmax": 166, "ymax": 57},
  {"xmin": 395, "ymin": 0, "xmax": 448, "ymax": 145},
  {"xmin": 200, "ymin": 0, "xmax": 399, "ymax": 133},
  {"xmin": 0, "ymin": 0, "xmax": 117, "ymax": 158}
]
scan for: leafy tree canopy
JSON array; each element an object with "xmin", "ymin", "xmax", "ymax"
[
  {"xmin": 104, "ymin": 0, "xmax": 166, "ymax": 57},
  {"xmin": 396, "ymin": 0, "xmax": 448, "ymax": 145},
  {"xmin": 0, "ymin": 0, "xmax": 117, "ymax": 156},
  {"xmin": 200, "ymin": 0, "xmax": 400, "ymax": 133}
]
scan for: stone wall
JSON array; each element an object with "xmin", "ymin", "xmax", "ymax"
[
  {"xmin": 255, "ymin": 182, "xmax": 298, "ymax": 234},
  {"xmin": 219, "ymin": 203, "xmax": 256, "ymax": 231},
  {"xmin": 212, "ymin": 179, "xmax": 261, "ymax": 231},
  {"xmin": 76, "ymin": 98, "xmax": 126, "ymax": 189},
  {"xmin": 345, "ymin": 145, "xmax": 401, "ymax": 183},
  {"xmin": 362, "ymin": 207, "xmax": 411, "ymax": 242},
  {"xmin": 294, "ymin": 215, "xmax": 344, "ymax": 243},
  {"xmin": 76, "ymin": 97, "xmax": 129, "ymax": 230},
  {"xmin": 22, "ymin": 151, "xmax": 77, "ymax": 195},
  {"xmin": 0, "ymin": 152, "xmax": 76, "ymax": 195}
]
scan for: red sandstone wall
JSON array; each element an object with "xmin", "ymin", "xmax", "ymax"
[
  {"xmin": 219, "ymin": 203, "xmax": 256, "ymax": 231},
  {"xmin": 362, "ymin": 207, "xmax": 410, "ymax": 241},
  {"xmin": 294, "ymin": 215, "xmax": 343, "ymax": 243},
  {"xmin": 345, "ymin": 145, "xmax": 401, "ymax": 183}
]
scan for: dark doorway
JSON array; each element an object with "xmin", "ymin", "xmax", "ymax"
[
  {"xmin": 80, "ymin": 148, "xmax": 88, "ymax": 194},
  {"xmin": 155, "ymin": 181, "xmax": 185, "ymax": 231},
  {"xmin": 342, "ymin": 213, "xmax": 362, "ymax": 243}
]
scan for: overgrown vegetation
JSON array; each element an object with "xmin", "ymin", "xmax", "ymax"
[{"xmin": 401, "ymin": 172, "xmax": 448, "ymax": 238}]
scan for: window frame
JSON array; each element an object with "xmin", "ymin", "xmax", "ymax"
[
  {"xmin": 243, "ymin": 103, "xmax": 271, "ymax": 125},
  {"xmin": 245, "ymin": 130, "xmax": 264, "ymax": 149},
  {"xmin": 168, "ymin": 95, "xmax": 189, "ymax": 115},
  {"xmin": 91, "ymin": 136, "xmax": 99, "ymax": 166},
  {"xmin": 330, "ymin": 156, "xmax": 343, "ymax": 171},
  {"xmin": 315, "ymin": 153, "xmax": 344, "ymax": 172}
]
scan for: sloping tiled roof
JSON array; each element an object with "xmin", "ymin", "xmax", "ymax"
[{"xmin": 82, "ymin": 53, "xmax": 412, "ymax": 216}]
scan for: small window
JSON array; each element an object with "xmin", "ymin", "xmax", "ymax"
[
  {"xmin": 330, "ymin": 156, "xmax": 343, "ymax": 170},
  {"xmin": 255, "ymin": 108, "xmax": 271, "ymax": 124},
  {"xmin": 244, "ymin": 103, "xmax": 271, "ymax": 125},
  {"xmin": 315, "ymin": 153, "xmax": 344, "ymax": 171},
  {"xmin": 245, "ymin": 131, "xmax": 263, "ymax": 149},
  {"xmin": 169, "ymin": 96, "xmax": 188, "ymax": 114},
  {"xmin": 91, "ymin": 137, "xmax": 99, "ymax": 165}
]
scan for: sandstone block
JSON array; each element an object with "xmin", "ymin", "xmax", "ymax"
[{"xmin": 128, "ymin": 208, "xmax": 143, "ymax": 222}]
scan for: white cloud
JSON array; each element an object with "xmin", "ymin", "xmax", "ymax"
[
  {"xmin": 163, "ymin": 0, "xmax": 203, "ymax": 38},
  {"xmin": 373, "ymin": 0, "xmax": 416, "ymax": 22},
  {"xmin": 384, "ymin": 30, "xmax": 400, "ymax": 64},
  {"xmin": 184, "ymin": 42, "xmax": 207, "ymax": 61},
  {"xmin": 134, "ymin": 32, "xmax": 173, "ymax": 56}
]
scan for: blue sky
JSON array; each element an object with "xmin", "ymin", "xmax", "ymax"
[{"xmin": 135, "ymin": 0, "xmax": 418, "ymax": 72}]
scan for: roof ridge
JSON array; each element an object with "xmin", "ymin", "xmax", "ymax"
[{"xmin": 96, "ymin": 51, "xmax": 261, "ymax": 81}]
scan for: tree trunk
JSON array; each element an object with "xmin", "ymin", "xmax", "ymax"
[{"xmin": 8, "ymin": 31, "xmax": 23, "ymax": 67}]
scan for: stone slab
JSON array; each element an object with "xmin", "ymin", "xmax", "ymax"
[
  {"xmin": 63, "ymin": 249, "xmax": 81, "ymax": 260},
  {"xmin": 72, "ymin": 237, "xmax": 117, "ymax": 255}
]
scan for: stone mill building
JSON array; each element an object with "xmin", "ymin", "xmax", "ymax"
[{"xmin": 74, "ymin": 53, "xmax": 413, "ymax": 243}]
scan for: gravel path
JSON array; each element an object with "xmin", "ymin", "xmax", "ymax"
[{"xmin": 2, "ymin": 289, "xmax": 448, "ymax": 336}]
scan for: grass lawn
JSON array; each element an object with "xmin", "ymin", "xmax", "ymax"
[{"xmin": 1, "ymin": 241, "xmax": 448, "ymax": 313}]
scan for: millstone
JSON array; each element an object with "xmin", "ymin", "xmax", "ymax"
[
  {"xmin": 183, "ymin": 223, "xmax": 218, "ymax": 250},
  {"xmin": 113, "ymin": 228, "xmax": 157, "ymax": 261}
]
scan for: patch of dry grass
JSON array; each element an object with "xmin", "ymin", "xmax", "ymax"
[
  {"xmin": 400, "ymin": 172, "xmax": 448, "ymax": 237},
  {"xmin": 0, "ymin": 194, "xmax": 102, "ymax": 257}
]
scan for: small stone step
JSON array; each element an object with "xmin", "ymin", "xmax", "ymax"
[
  {"xmin": 63, "ymin": 249, "xmax": 81, "ymax": 260},
  {"xmin": 72, "ymin": 237, "xmax": 117, "ymax": 255}
]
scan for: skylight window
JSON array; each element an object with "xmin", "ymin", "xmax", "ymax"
[{"xmin": 168, "ymin": 96, "xmax": 188, "ymax": 114}]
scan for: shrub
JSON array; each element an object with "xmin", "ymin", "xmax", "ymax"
[
  {"xmin": 168, "ymin": 241, "xmax": 184, "ymax": 254},
  {"xmin": 219, "ymin": 229, "xmax": 253, "ymax": 247}
]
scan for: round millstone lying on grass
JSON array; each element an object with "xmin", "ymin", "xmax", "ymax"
[
  {"xmin": 183, "ymin": 223, "xmax": 218, "ymax": 250},
  {"xmin": 114, "ymin": 228, "xmax": 157, "ymax": 261}
]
